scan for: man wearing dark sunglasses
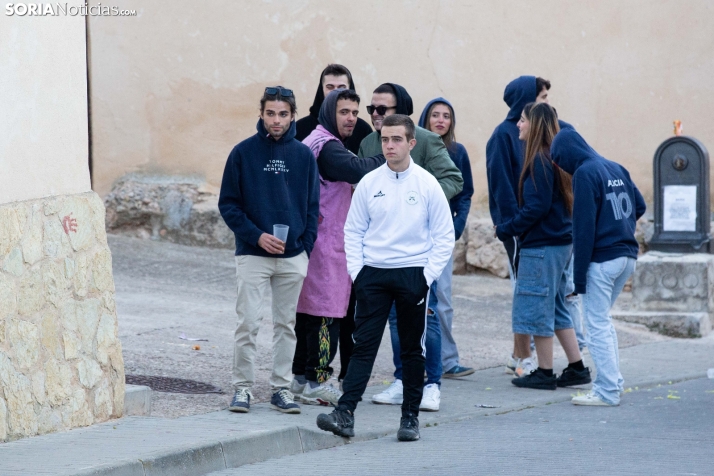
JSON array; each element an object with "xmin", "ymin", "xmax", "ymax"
[
  {"xmin": 357, "ymin": 83, "xmax": 463, "ymax": 410},
  {"xmin": 219, "ymin": 85, "xmax": 320, "ymax": 416},
  {"xmin": 358, "ymin": 83, "xmax": 463, "ymax": 200}
]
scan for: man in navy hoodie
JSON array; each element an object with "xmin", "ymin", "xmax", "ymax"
[
  {"xmin": 218, "ymin": 86, "xmax": 320, "ymax": 415},
  {"xmin": 486, "ymin": 75, "xmax": 570, "ymax": 374},
  {"xmin": 551, "ymin": 129, "xmax": 646, "ymax": 406}
]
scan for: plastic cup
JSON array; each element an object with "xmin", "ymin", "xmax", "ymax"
[{"xmin": 273, "ymin": 224, "xmax": 289, "ymax": 243}]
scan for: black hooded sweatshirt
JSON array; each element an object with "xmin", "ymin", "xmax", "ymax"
[
  {"xmin": 295, "ymin": 68, "xmax": 373, "ymax": 155},
  {"xmin": 312, "ymin": 89, "xmax": 384, "ymax": 184}
]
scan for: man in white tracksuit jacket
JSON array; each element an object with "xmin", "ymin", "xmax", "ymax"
[{"xmin": 316, "ymin": 114, "xmax": 454, "ymax": 442}]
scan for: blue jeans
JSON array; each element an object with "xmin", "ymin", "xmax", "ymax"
[
  {"xmin": 564, "ymin": 256, "xmax": 586, "ymax": 350},
  {"xmin": 389, "ymin": 291, "xmax": 442, "ymax": 386},
  {"xmin": 512, "ymin": 245, "xmax": 573, "ymax": 337},
  {"xmin": 433, "ymin": 255, "xmax": 460, "ymax": 373},
  {"xmin": 582, "ymin": 257, "xmax": 635, "ymax": 405}
]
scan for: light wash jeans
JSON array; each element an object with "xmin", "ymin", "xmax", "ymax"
[
  {"xmin": 564, "ymin": 255, "xmax": 586, "ymax": 350},
  {"xmin": 582, "ymin": 257, "xmax": 636, "ymax": 405},
  {"xmin": 432, "ymin": 255, "xmax": 461, "ymax": 373},
  {"xmin": 389, "ymin": 293, "xmax": 442, "ymax": 386}
]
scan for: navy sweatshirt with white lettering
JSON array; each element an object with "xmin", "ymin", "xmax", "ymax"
[
  {"xmin": 551, "ymin": 129, "xmax": 646, "ymax": 294},
  {"xmin": 218, "ymin": 119, "xmax": 320, "ymax": 258}
]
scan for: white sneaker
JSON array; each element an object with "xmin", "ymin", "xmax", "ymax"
[
  {"xmin": 419, "ymin": 383, "xmax": 440, "ymax": 411},
  {"xmin": 506, "ymin": 355, "xmax": 518, "ymax": 375},
  {"xmin": 515, "ymin": 357, "xmax": 538, "ymax": 377},
  {"xmin": 371, "ymin": 379, "xmax": 403, "ymax": 405},
  {"xmin": 300, "ymin": 382, "xmax": 342, "ymax": 406},
  {"xmin": 572, "ymin": 392, "xmax": 617, "ymax": 406},
  {"xmin": 289, "ymin": 378, "xmax": 306, "ymax": 396}
]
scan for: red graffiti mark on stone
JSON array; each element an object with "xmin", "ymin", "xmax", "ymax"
[{"xmin": 62, "ymin": 215, "xmax": 78, "ymax": 234}]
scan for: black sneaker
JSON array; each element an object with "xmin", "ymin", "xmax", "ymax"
[
  {"xmin": 556, "ymin": 366, "xmax": 592, "ymax": 387},
  {"xmin": 397, "ymin": 414, "xmax": 420, "ymax": 441},
  {"xmin": 228, "ymin": 388, "xmax": 252, "ymax": 413},
  {"xmin": 270, "ymin": 388, "xmax": 301, "ymax": 414},
  {"xmin": 316, "ymin": 407, "xmax": 355, "ymax": 437},
  {"xmin": 511, "ymin": 368, "xmax": 557, "ymax": 390}
]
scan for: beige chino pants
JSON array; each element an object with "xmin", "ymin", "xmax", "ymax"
[{"xmin": 232, "ymin": 252, "xmax": 308, "ymax": 392}]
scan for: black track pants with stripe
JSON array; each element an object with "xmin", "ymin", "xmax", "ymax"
[{"xmin": 338, "ymin": 266, "xmax": 429, "ymax": 418}]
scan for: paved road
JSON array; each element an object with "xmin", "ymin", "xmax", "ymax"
[
  {"xmin": 207, "ymin": 378, "xmax": 714, "ymax": 476},
  {"xmin": 109, "ymin": 234, "xmax": 667, "ymax": 418}
]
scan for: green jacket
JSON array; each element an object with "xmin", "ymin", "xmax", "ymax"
[{"xmin": 358, "ymin": 126, "xmax": 463, "ymax": 200}]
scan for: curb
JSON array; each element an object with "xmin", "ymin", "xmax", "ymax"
[
  {"xmin": 65, "ymin": 370, "xmax": 709, "ymax": 476},
  {"xmin": 124, "ymin": 385, "xmax": 152, "ymax": 417}
]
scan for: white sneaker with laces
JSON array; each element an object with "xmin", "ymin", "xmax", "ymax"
[
  {"xmin": 515, "ymin": 356, "xmax": 538, "ymax": 377},
  {"xmin": 300, "ymin": 382, "xmax": 342, "ymax": 406},
  {"xmin": 371, "ymin": 379, "xmax": 403, "ymax": 405},
  {"xmin": 419, "ymin": 383, "xmax": 440, "ymax": 411},
  {"xmin": 572, "ymin": 392, "xmax": 617, "ymax": 406}
]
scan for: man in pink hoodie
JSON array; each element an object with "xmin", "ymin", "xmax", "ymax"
[{"xmin": 290, "ymin": 89, "xmax": 384, "ymax": 405}]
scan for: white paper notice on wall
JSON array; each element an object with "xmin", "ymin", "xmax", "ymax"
[{"xmin": 663, "ymin": 185, "xmax": 697, "ymax": 231}]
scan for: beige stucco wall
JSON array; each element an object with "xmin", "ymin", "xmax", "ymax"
[
  {"xmin": 89, "ymin": 0, "xmax": 714, "ymax": 207},
  {"xmin": 0, "ymin": 14, "xmax": 91, "ymax": 205}
]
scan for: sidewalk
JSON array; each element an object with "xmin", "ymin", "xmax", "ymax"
[{"xmin": 1, "ymin": 336, "xmax": 713, "ymax": 476}]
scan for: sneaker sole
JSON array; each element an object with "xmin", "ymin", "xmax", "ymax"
[
  {"xmin": 299, "ymin": 395, "xmax": 333, "ymax": 406},
  {"xmin": 397, "ymin": 430, "xmax": 420, "ymax": 441},
  {"xmin": 511, "ymin": 379, "xmax": 556, "ymax": 390},
  {"xmin": 228, "ymin": 406, "xmax": 249, "ymax": 413},
  {"xmin": 316, "ymin": 415, "xmax": 354, "ymax": 437},
  {"xmin": 371, "ymin": 398, "xmax": 403, "ymax": 405},
  {"xmin": 557, "ymin": 377, "xmax": 593, "ymax": 387},
  {"xmin": 443, "ymin": 369, "xmax": 475, "ymax": 379},
  {"xmin": 270, "ymin": 404, "xmax": 301, "ymax": 414},
  {"xmin": 372, "ymin": 395, "xmax": 404, "ymax": 405},
  {"xmin": 505, "ymin": 366, "xmax": 516, "ymax": 375},
  {"xmin": 572, "ymin": 397, "xmax": 618, "ymax": 406},
  {"xmin": 419, "ymin": 405, "xmax": 439, "ymax": 412}
]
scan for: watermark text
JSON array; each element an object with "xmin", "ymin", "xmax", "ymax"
[{"xmin": 5, "ymin": 3, "xmax": 137, "ymax": 16}]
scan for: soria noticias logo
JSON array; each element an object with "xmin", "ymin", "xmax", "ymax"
[{"xmin": 5, "ymin": 3, "xmax": 137, "ymax": 16}]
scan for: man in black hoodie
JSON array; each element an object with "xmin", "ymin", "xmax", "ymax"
[
  {"xmin": 295, "ymin": 64, "xmax": 373, "ymax": 155},
  {"xmin": 218, "ymin": 86, "xmax": 319, "ymax": 415},
  {"xmin": 486, "ymin": 75, "xmax": 572, "ymax": 376}
]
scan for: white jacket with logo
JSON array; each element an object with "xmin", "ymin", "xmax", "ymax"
[{"xmin": 344, "ymin": 158, "xmax": 455, "ymax": 286}]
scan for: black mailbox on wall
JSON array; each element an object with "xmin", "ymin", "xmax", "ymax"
[{"xmin": 649, "ymin": 136, "xmax": 711, "ymax": 253}]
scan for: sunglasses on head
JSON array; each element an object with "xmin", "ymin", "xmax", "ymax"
[
  {"xmin": 264, "ymin": 86, "xmax": 294, "ymax": 97},
  {"xmin": 366, "ymin": 105, "xmax": 394, "ymax": 115}
]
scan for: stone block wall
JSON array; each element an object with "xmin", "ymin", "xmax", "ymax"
[
  {"xmin": 104, "ymin": 175, "xmax": 234, "ymax": 249},
  {"xmin": 0, "ymin": 192, "xmax": 124, "ymax": 442},
  {"xmin": 102, "ymin": 176, "xmax": 657, "ymax": 280}
]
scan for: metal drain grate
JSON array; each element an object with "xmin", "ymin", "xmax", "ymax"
[{"xmin": 125, "ymin": 375, "xmax": 224, "ymax": 394}]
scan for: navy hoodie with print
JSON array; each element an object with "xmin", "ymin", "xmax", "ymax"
[
  {"xmin": 486, "ymin": 76, "xmax": 573, "ymax": 229},
  {"xmin": 418, "ymin": 97, "xmax": 474, "ymax": 241},
  {"xmin": 218, "ymin": 119, "xmax": 320, "ymax": 258},
  {"xmin": 551, "ymin": 129, "xmax": 646, "ymax": 294},
  {"xmin": 495, "ymin": 152, "xmax": 572, "ymax": 249}
]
